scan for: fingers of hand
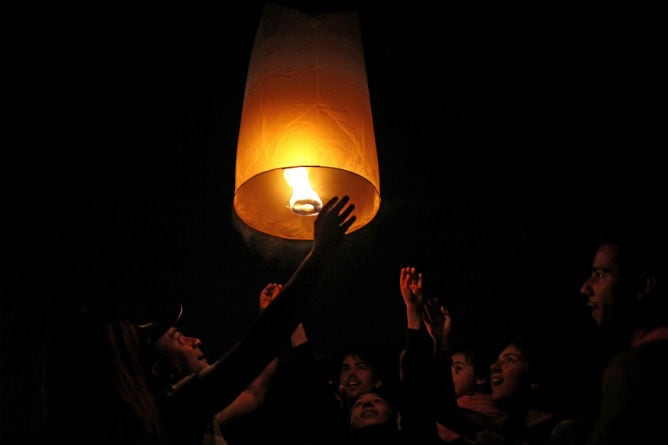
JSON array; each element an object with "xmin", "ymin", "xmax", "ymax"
[
  {"xmin": 340, "ymin": 213, "xmax": 356, "ymax": 231},
  {"xmin": 318, "ymin": 195, "xmax": 355, "ymax": 231},
  {"xmin": 331, "ymin": 195, "xmax": 350, "ymax": 213},
  {"xmin": 321, "ymin": 196, "xmax": 340, "ymax": 214}
]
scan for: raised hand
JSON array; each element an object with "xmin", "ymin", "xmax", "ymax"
[
  {"xmin": 400, "ymin": 267, "xmax": 424, "ymax": 307},
  {"xmin": 423, "ymin": 298, "xmax": 452, "ymax": 351},
  {"xmin": 400, "ymin": 266, "xmax": 425, "ymax": 330},
  {"xmin": 259, "ymin": 283, "xmax": 283, "ymax": 311},
  {"xmin": 312, "ymin": 195, "xmax": 356, "ymax": 254}
]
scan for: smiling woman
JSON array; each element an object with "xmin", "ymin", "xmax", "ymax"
[{"xmin": 486, "ymin": 336, "xmax": 592, "ymax": 445}]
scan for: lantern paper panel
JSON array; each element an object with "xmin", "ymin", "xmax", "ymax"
[{"xmin": 234, "ymin": 3, "xmax": 380, "ymax": 240}]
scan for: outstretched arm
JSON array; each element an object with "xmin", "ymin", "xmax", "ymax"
[
  {"xmin": 173, "ymin": 196, "xmax": 356, "ymax": 421},
  {"xmin": 213, "ymin": 283, "xmax": 283, "ymax": 427}
]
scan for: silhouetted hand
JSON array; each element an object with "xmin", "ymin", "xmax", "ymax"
[
  {"xmin": 312, "ymin": 195, "xmax": 356, "ymax": 255},
  {"xmin": 423, "ymin": 298, "xmax": 452, "ymax": 351}
]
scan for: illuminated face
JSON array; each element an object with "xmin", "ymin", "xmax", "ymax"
[
  {"xmin": 339, "ymin": 354, "xmax": 381, "ymax": 401},
  {"xmin": 350, "ymin": 392, "xmax": 395, "ymax": 431},
  {"xmin": 489, "ymin": 344, "xmax": 530, "ymax": 402},
  {"xmin": 154, "ymin": 327, "xmax": 209, "ymax": 379},
  {"xmin": 579, "ymin": 243, "xmax": 625, "ymax": 329},
  {"xmin": 451, "ymin": 352, "xmax": 484, "ymax": 398}
]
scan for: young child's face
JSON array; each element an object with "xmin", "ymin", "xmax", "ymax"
[
  {"xmin": 339, "ymin": 354, "xmax": 380, "ymax": 400},
  {"xmin": 350, "ymin": 392, "xmax": 395, "ymax": 431},
  {"xmin": 451, "ymin": 352, "xmax": 480, "ymax": 397}
]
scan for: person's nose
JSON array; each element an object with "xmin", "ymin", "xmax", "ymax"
[
  {"xmin": 186, "ymin": 336, "xmax": 202, "ymax": 348},
  {"xmin": 580, "ymin": 277, "xmax": 593, "ymax": 297}
]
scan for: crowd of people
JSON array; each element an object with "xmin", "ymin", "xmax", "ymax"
[{"xmin": 24, "ymin": 195, "xmax": 668, "ymax": 445}]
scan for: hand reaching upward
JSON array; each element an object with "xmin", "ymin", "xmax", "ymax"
[
  {"xmin": 400, "ymin": 267, "xmax": 424, "ymax": 330},
  {"xmin": 259, "ymin": 283, "xmax": 283, "ymax": 311},
  {"xmin": 312, "ymin": 195, "xmax": 356, "ymax": 255},
  {"xmin": 423, "ymin": 298, "xmax": 452, "ymax": 352}
]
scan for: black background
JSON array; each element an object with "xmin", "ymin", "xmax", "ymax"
[{"xmin": 4, "ymin": 1, "xmax": 668, "ymax": 443}]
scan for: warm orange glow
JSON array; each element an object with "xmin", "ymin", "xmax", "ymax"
[
  {"xmin": 233, "ymin": 3, "xmax": 380, "ymax": 240},
  {"xmin": 283, "ymin": 167, "xmax": 323, "ymax": 216}
]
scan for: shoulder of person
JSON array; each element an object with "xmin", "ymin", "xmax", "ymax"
[{"xmin": 603, "ymin": 339, "xmax": 668, "ymax": 385}]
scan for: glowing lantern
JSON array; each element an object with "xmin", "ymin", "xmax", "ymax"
[{"xmin": 233, "ymin": 3, "xmax": 381, "ymax": 240}]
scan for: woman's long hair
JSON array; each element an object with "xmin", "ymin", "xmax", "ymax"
[
  {"xmin": 103, "ymin": 318, "xmax": 162, "ymax": 437},
  {"xmin": 45, "ymin": 304, "xmax": 163, "ymax": 444}
]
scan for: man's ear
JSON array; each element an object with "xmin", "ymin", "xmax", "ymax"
[{"xmin": 637, "ymin": 272, "xmax": 657, "ymax": 301}]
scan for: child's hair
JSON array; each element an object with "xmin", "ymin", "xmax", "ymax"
[{"xmin": 451, "ymin": 340, "xmax": 497, "ymax": 390}]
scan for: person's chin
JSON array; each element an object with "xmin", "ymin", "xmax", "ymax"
[{"xmin": 193, "ymin": 360, "xmax": 210, "ymax": 372}]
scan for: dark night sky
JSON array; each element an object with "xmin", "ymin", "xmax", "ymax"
[{"xmin": 4, "ymin": 1, "xmax": 668, "ymax": 442}]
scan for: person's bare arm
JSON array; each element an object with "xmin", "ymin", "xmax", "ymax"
[
  {"xmin": 188, "ymin": 196, "xmax": 357, "ymax": 416},
  {"xmin": 213, "ymin": 357, "xmax": 280, "ymax": 425},
  {"xmin": 214, "ymin": 281, "xmax": 310, "ymax": 426}
]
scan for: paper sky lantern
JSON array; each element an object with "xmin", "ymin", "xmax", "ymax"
[{"xmin": 233, "ymin": 3, "xmax": 381, "ymax": 240}]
